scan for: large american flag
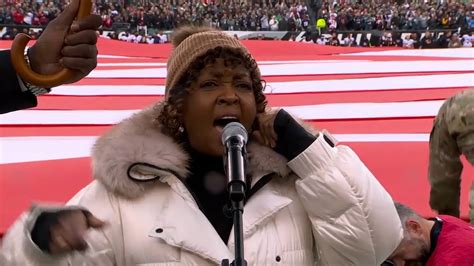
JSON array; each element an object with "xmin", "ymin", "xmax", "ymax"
[{"xmin": 0, "ymin": 38, "xmax": 473, "ymax": 234}]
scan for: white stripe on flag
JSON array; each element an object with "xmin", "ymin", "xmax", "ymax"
[
  {"xmin": 283, "ymin": 100, "xmax": 443, "ymax": 120},
  {"xmin": 259, "ymin": 60, "xmax": 474, "ymax": 76},
  {"xmin": 98, "ymin": 62, "xmax": 167, "ymax": 67},
  {"xmin": 0, "ymin": 110, "xmax": 138, "ymax": 125},
  {"xmin": 346, "ymin": 48, "xmax": 474, "ymax": 58},
  {"xmin": 0, "ymin": 134, "xmax": 430, "ymax": 164},
  {"xmin": 336, "ymin": 133, "xmax": 429, "ymax": 142},
  {"xmin": 51, "ymin": 73, "xmax": 474, "ymax": 96},
  {"xmin": 0, "ymin": 136, "xmax": 97, "ymax": 164},
  {"xmin": 97, "ymin": 54, "xmax": 151, "ymax": 59},
  {"xmin": 267, "ymin": 73, "xmax": 474, "ymax": 94},
  {"xmin": 257, "ymin": 60, "xmax": 371, "ymax": 64},
  {"xmin": 51, "ymin": 85, "xmax": 166, "ymax": 95},
  {"xmin": 96, "ymin": 60, "xmax": 368, "ymax": 67},
  {"xmin": 0, "ymin": 100, "xmax": 444, "ymax": 125},
  {"xmin": 86, "ymin": 60, "xmax": 474, "ymax": 78}
]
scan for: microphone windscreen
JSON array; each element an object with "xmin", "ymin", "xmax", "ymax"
[{"xmin": 221, "ymin": 122, "xmax": 248, "ymax": 145}]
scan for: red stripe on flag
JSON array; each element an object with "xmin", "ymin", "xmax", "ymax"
[
  {"xmin": 266, "ymin": 88, "xmax": 467, "ymax": 106},
  {"xmin": 260, "ymin": 71, "xmax": 473, "ymax": 82},
  {"xmin": 93, "ymin": 56, "xmax": 470, "ymax": 71},
  {"xmin": 0, "ymin": 126, "xmax": 111, "ymax": 137},
  {"xmin": 75, "ymin": 78, "xmax": 166, "ymax": 85},
  {"xmin": 0, "ymin": 118, "xmax": 435, "ymax": 137},
  {"xmin": 74, "ymin": 71, "xmax": 473, "ymax": 85},
  {"xmin": 33, "ymin": 88, "xmax": 467, "ymax": 110},
  {"xmin": 0, "ymin": 158, "xmax": 93, "ymax": 234},
  {"xmin": 317, "ymin": 117, "xmax": 435, "ymax": 134},
  {"xmin": 35, "ymin": 96, "xmax": 160, "ymax": 110},
  {"xmin": 1, "ymin": 143, "xmax": 472, "ymax": 233}
]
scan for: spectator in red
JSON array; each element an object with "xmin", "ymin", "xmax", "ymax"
[
  {"xmin": 102, "ymin": 14, "xmax": 113, "ymax": 28},
  {"xmin": 388, "ymin": 202, "xmax": 474, "ymax": 266},
  {"xmin": 12, "ymin": 8, "xmax": 24, "ymax": 25},
  {"xmin": 31, "ymin": 12, "xmax": 41, "ymax": 26},
  {"xmin": 39, "ymin": 11, "xmax": 49, "ymax": 25}
]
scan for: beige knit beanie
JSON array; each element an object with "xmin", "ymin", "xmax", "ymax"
[{"xmin": 165, "ymin": 27, "xmax": 258, "ymax": 99}]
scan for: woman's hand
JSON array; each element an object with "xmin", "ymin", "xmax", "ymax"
[
  {"xmin": 252, "ymin": 110, "xmax": 279, "ymax": 148},
  {"xmin": 38, "ymin": 209, "xmax": 106, "ymax": 254},
  {"xmin": 251, "ymin": 109, "xmax": 318, "ymax": 161}
]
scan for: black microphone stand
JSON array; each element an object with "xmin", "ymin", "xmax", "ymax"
[{"xmin": 221, "ymin": 137, "xmax": 247, "ymax": 266}]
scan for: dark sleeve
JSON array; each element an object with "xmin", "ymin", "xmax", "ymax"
[
  {"xmin": 31, "ymin": 212, "xmax": 59, "ymax": 252},
  {"xmin": 273, "ymin": 109, "xmax": 317, "ymax": 161},
  {"xmin": 0, "ymin": 49, "xmax": 37, "ymax": 114}
]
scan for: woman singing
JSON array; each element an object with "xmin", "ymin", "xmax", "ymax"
[{"xmin": 1, "ymin": 26, "xmax": 402, "ymax": 265}]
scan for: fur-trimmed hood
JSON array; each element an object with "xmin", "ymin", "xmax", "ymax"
[{"xmin": 91, "ymin": 102, "xmax": 291, "ymax": 199}]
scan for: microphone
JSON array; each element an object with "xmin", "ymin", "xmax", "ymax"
[
  {"xmin": 221, "ymin": 122, "xmax": 249, "ymax": 266},
  {"xmin": 221, "ymin": 122, "xmax": 248, "ymax": 201}
]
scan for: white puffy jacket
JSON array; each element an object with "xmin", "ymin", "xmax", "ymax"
[{"xmin": 1, "ymin": 106, "xmax": 402, "ymax": 265}]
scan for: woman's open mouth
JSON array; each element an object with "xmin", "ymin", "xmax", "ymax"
[{"xmin": 213, "ymin": 116, "xmax": 240, "ymax": 133}]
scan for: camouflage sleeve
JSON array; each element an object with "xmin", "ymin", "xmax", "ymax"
[
  {"xmin": 448, "ymin": 90, "xmax": 474, "ymax": 165},
  {"xmin": 429, "ymin": 89, "xmax": 474, "ymax": 217},
  {"xmin": 428, "ymin": 98, "xmax": 463, "ymax": 217}
]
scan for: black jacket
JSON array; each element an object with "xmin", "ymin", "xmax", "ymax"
[{"xmin": 0, "ymin": 50, "xmax": 37, "ymax": 114}]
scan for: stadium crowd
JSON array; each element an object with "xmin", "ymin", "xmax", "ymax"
[
  {"xmin": 1, "ymin": 0, "xmax": 472, "ymax": 32},
  {"xmin": 295, "ymin": 29, "xmax": 474, "ymax": 48},
  {"xmin": 315, "ymin": 0, "xmax": 473, "ymax": 31},
  {"xmin": 0, "ymin": 0, "xmax": 472, "ymax": 48},
  {"xmin": 0, "ymin": 0, "xmax": 311, "ymax": 31}
]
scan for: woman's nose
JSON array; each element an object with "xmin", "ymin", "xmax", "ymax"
[{"xmin": 217, "ymin": 83, "xmax": 239, "ymax": 105}]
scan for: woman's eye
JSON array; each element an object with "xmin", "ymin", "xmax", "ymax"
[
  {"xmin": 236, "ymin": 83, "xmax": 252, "ymax": 91},
  {"xmin": 200, "ymin": 81, "xmax": 218, "ymax": 89}
]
